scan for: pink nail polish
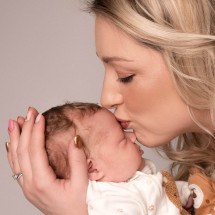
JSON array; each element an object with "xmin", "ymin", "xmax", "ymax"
[
  {"xmin": 25, "ymin": 110, "xmax": 32, "ymax": 121},
  {"xmin": 35, "ymin": 114, "xmax": 41, "ymax": 123},
  {"xmin": 8, "ymin": 119, "xmax": 14, "ymax": 132}
]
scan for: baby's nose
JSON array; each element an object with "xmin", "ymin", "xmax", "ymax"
[{"xmin": 126, "ymin": 132, "xmax": 136, "ymax": 143}]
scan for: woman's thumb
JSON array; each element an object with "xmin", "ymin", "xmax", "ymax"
[{"xmin": 68, "ymin": 140, "xmax": 88, "ymax": 189}]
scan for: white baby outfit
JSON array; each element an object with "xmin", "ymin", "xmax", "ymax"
[{"xmin": 87, "ymin": 159, "xmax": 190, "ymax": 215}]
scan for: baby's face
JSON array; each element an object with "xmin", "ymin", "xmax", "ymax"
[{"xmin": 77, "ymin": 109, "xmax": 144, "ymax": 182}]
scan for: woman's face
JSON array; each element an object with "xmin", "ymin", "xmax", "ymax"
[{"xmin": 95, "ymin": 15, "xmax": 196, "ymax": 147}]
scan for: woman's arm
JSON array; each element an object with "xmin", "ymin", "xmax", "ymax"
[{"xmin": 6, "ymin": 107, "xmax": 88, "ymax": 215}]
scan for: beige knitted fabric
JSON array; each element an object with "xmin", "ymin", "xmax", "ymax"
[{"xmin": 162, "ymin": 171, "xmax": 190, "ymax": 215}]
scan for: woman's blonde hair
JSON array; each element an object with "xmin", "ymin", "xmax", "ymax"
[{"xmin": 87, "ymin": 0, "xmax": 215, "ymax": 180}]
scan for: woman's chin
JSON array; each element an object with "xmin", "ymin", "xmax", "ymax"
[
  {"xmin": 135, "ymin": 130, "xmax": 172, "ymax": 147},
  {"xmin": 135, "ymin": 134, "xmax": 164, "ymax": 148}
]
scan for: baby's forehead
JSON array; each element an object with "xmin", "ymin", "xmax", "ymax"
[
  {"xmin": 84, "ymin": 109, "xmax": 117, "ymax": 128},
  {"xmin": 66, "ymin": 108, "xmax": 119, "ymax": 147},
  {"xmin": 72, "ymin": 108, "xmax": 113, "ymax": 124},
  {"xmin": 74, "ymin": 109, "xmax": 115, "ymax": 136}
]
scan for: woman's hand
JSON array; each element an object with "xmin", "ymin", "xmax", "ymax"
[{"xmin": 6, "ymin": 107, "xmax": 88, "ymax": 215}]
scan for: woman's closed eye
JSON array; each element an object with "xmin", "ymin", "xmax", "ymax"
[{"xmin": 118, "ymin": 74, "xmax": 135, "ymax": 84}]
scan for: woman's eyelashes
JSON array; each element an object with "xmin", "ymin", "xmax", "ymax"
[{"xmin": 118, "ymin": 75, "xmax": 135, "ymax": 83}]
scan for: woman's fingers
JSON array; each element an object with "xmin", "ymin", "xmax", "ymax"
[
  {"xmin": 66, "ymin": 141, "xmax": 88, "ymax": 214},
  {"xmin": 17, "ymin": 109, "xmax": 39, "ymax": 183},
  {"xmin": 6, "ymin": 141, "xmax": 12, "ymax": 168},
  {"xmin": 68, "ymin": 140, "xmax": 88, "ymax": 190},
  {"xmin": 6, "ymin": 107, "xmax": 88, "ymax": 215},
  {"xmin": 29, "ymin": 114, "xmax": 56, "ymax": 182},
  {"xmin": 7, "ymin": 107, "xmax": 40, "ymax": 187},
  {"xmin": 17, "ymin": 107, "xmax": 38, "ymax": 129},
  {"xmin": 8, "ymin": 120, "xmax": 21, "ymax": 173},
  {"xmin": 17, "ymin": 116, "xmax": 25, "ymax": 130},
  {"xmin": 7, "ymin": 120, "xmax": 24, "ymax": 186},
  {"xmin": 27, "ymin": 113, "xmax": 88, "ymax": 214},
  {"xmin": 6, "ymin": 140, "xmax": 12, "ymax": 168}
]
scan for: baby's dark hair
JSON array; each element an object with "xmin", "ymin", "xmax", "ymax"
[{"xmin": 42, "ymin": 102, "xmax": 102, "ymax": 179}]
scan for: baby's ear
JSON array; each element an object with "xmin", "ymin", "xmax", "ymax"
[{"xmin": 87, "ymin": 159, "xmax": 104, "ymax": 181}]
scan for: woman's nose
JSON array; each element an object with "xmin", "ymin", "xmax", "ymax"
[{"xmin": 100, "ymin": 71, "xmax": 123, "ymax": 109}]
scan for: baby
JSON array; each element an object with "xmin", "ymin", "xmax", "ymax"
[{"xmin": 43, "ymin": 102, "xmax": 191, "ymax": 215}]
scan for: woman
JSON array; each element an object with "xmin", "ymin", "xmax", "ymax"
[{"xmin": 6, "ymin": 0, "xmax": 215, "ymax": 214}]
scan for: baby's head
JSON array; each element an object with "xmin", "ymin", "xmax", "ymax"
[{"xmin": 43, "ymin": 102, "xmax": 144, "ymax": 182}]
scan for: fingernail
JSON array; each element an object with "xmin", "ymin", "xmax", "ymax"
[
  {"xmin": 35, "ymin": 114, "xmax": 41, "ymax": 123},
  {"xmin": 25, "ymin": 110, "xmax": 32, "ymax": 121},
  {"xmin": 5, "ymin": 142, "xmax": 9, "ymax": 152},
  {"xmin": 8, "ymin": 119, "xmax": 14, "ymax": 132}
]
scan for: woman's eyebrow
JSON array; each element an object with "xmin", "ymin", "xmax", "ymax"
[{"xmin": 96, "ymin": 53, "xmax": 133, "ymax": 63}]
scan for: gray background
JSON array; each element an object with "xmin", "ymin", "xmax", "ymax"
[{"xmin": 0, "ymin": 0, "xmax": 170, "ymax": 214}]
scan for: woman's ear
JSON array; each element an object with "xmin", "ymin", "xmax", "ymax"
[{"xmin": 87, "ymin": 159, "xmax": 104, "ymax": 181}]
